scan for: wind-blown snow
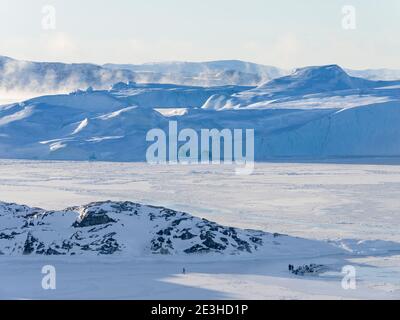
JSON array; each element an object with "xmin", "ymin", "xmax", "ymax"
[
  {"xmin": 0, "ymin": 56, "xmax": 288, "ymax": 99},
  {"xmin": 71, "ymin": 118, "xmax": 89, "ymax": 135}
]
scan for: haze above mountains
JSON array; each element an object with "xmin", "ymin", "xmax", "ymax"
[{"xmin": 1, "ymin": 55, "xmax": 400, "ymax": 97}]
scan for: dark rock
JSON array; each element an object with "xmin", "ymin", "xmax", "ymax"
[
  {"xmin": 0, "ymin": 231, "xmax": 19, "ymax": 240},
  {"xmin": 232, "ymin": 235, "xmax": 251, "ymax": 253},
  {"xmin": 202, "ymin": 237, "xmax": 226, "ymax": 251},
  {"xmin": 22, "ymin": 232, "xmax": 39, "ymax": 255},
  {"xmin": 184, "ymin": 244, "xmax": 210, "ymax": 254},
  {"xmin": 97, "ymin": 237, "xmax": 120, "ymax": 255},
  {"xmin": 171, "ymin": 217, "xmax": 189, "ymax": 227},
  {"xmin": 73, "ymin": 209, "xmax": 116, "ymax": 228},
  {"xmin": 291, "ymin": 264, "xmax": 327, "ymax": 276},
  {"xmin": 175, "ymin": 229, "xmax": 196, "ymax": 240},
  {"xmin": 250, "ymin": 237, "xmax": 263, "ymax": 245}
]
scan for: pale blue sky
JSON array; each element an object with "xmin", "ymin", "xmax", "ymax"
[{"xmin": 0, "ymin": 0, "xmax": 399, "ymax": 69}]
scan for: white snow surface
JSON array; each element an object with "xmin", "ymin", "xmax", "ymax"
[{"xmin": 1, "ymin": 61, "xmax": 400, "ymax": 299}]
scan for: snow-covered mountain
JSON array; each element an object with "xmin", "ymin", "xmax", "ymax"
[
  {"xmin": 0, "ymin": 64, "xmax": 399, "ymax": 161},
  {"xmin": 0, "ymin": 200, "xmax": 339, "ymax": 257}
]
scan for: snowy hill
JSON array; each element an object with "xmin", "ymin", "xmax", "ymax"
[
  {"xmin": 257, "ymin": 65, "xmax": 376, "ymax": 93},
  {"xmin": 0, "ymin": 200, "xmax": 339, "ymax": 257},
  {"xmin": 2, "ymin": 200, "xmax": 397, "ymax": 259}
]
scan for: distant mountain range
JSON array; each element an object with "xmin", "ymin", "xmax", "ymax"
[
  {"xmin": 0, "ymin": 56, "xmax": 285, "ymax": 96},
  {"xmin": 1, "ymin": 55, "xmax": 400, "ymax": 98},
  {"xmin": 104, "ymin": 60, "xmax": 287, "ymax": 86}
]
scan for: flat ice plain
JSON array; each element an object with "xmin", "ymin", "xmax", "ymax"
[{"xmin": 0, "ymin": 160, "xmax": 399, "ymax": 299}]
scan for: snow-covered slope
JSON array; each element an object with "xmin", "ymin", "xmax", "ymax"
[{"xmin": 0, "ymin": 200, "xmax": 340, "ymax": 257}]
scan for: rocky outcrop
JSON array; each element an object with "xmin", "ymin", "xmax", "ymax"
[{"xmin": 0, "ymin": 200, "xmax": 340, "ymax": 257}]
